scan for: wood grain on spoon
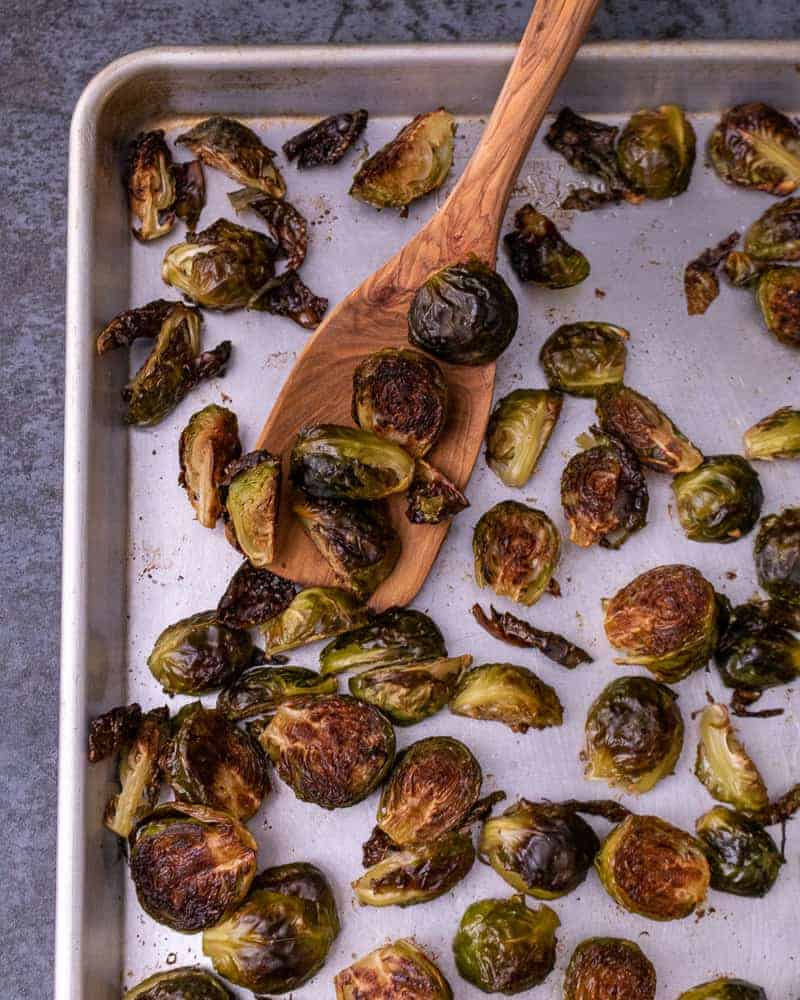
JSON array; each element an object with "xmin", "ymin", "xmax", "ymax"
[{"xmin": 257, "ymin": 0, "xmax": 600, "ymax": 610}]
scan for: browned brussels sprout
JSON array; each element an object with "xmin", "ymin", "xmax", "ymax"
[
  {"xmin": 125, "ymin": 130, "xmax": 177, "ymax": 241},
  {"xmin": 219, "ymin": 665, "xmax": 337, "ymax": 720},
  {"xmin": 755, "ymin": 508, "xmax": 800, "ymax": 605},
  {"xmin": 228, "ymin": 186, "xmax": 308, "ymax": 270},
  {"xmin": 95, "ymin": 299, "xmax": 177, "ymax": 356},
  {"xmin": 755, "ymin": 265, "xmax": 800, "ymax": 347},
  {"xmin": 694, "ymin": 703, "xmax": 769, "ymax": 813},
  {"xmin": 678, "ymin": 979, "xmax": 767, "ymax": 1000},
  {"xmin": 352, "ymin": 348, "xmax": 448, "ymax": 458},
  {"xmin": 485, "ymin": 389, "xmax": 562, "ymax": 488},
  {"xmin": 408, "ymin": 256, "xmax": 519, "ymax": 365},
  {"xmin": 672, "ymin": 455, "xmax": 763, "ymax": 544},
  {"xmin": 263, "ymin": 587, "xmax": 370, "ymax": 654},
  {"xmin": 723, "ymin": 250, "xmax": 767, "ymax": 287},
  {"xmin": 563, "ymin": 937, "xmax": 656, "ymax": 1000},
  {"xmin": 172, "ymin": 160, "xmax": 206, "ymax": 231},
  {"xmin": 450, "ymin": 662, "xmax": 563, "ymax": 733},
  {"xmin": 406, "ymin": 459, "xmax": 469, "ymax": 525},
  {"xmin": 709, "ymin": 102, "xmax": 800, "ymax": 195},
  {"xmin": 102, "ymin": 707, "xmax": 169, "ymax": 839},
  {"xmin": 503, "ymin": 204, "xmax": 590, "ymax": 288},
  {"xmin": 283, "ymin": 109, "xmax": 368, "ymax": 168},
  {"xmin": 335, "ymin": 940, "xmax": 453, "ymax": 1000},
  {"xmin": 744, "ymin": 406, "xmax": 800, "ymax": 460},
  {"xmin": 177, "ymin": 116, "xmax": 285, "ymax": 196},
  {"xmin": 696, "ymin": 805, "xmax": 783, "ymax": 897},
  {"xmin": 617, "ymin": 105, "xmax": 696, "ymax": 199},
  {"xmin": 685, "ymin": 231, "xmax": 741, "ymax": 316},
  {"xmin": 217, "ymin": 561, "xmax": 298, "ymax": 629},
  {"xmin": 453, "ymin": 895, "xmax": 559, "ymax": 993},
  {"xmin": 219, "ymin": 450, "xmax": 281, "ymax": 568},
  {"xmin": 471, "ymin": 603, "xmax": 590, "ymax": 667},
  {"xmin": 473, "ymin": 501, "xmax": 560, "ymax": 606},
  {"xmin": 320, "ymin": 607, "xmax": 446, "ymax": 676},
  {"xmin": 202, "ymin": 862, "xmax": 339, "ymax": 994},
  {"xmin": 147, "ymin": 610, "xmax": 254, "ymax": 694},
  {"xmin": 129, "ymin": 802, "xmax": 257, "ymax": 932},
  {"xmin": 350, "ymin": 108, "xmax": 455, "ymax": 210},
  {"xmin": 258, "ymin": 693, "xmax": 394, "ymax": 808},
  {"xmin": 178, "ymin": 404, "xmax": 241, "ymax": 529},
  {"xmin": 745, "ymin": 196, "xmax": 800, "ymax": 261},
  {"xmin": 123, "ymin": 967, "xmax": 233, "ymax": 999},
  {"xmin": 88, "ymin": 703, "xmax": 143, "ymax": 763},
  {"xmin": 540, "ymin": 323, "xmax": 629, "ymax": 398},
  {"xmin": 349, "ymin": 654, "xmax": 468, "ymax": 726},
  {"xmin": 251, "ymin": 268, "xmax": 329, "ymax": 329},
  {"xmin": 714, "ymin": 601, "xmax": 800, "ymax": 695}
]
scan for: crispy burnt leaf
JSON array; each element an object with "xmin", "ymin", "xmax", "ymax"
[
  {"xmin": 95, "ymin": 299, "xmax": 177, "ymax": 356},
  {"xmin": 217, "ymin": 561, "xmax": 299, "ymax": 629},
  {"xmin": 172, "ymin": 159, "xmax": 205, "ymax": 230},
  {"xmin": 229, "ymin": 187, "xmax": 309, "ymax": 270},
  {"xmin": 283, "ymin": 110, "xmax": 368, "ymax": 167},
  {"xmin": 685, "ymin": 232, "xmax": 741, "ymax": 316},
  {"xmin": 471, "ymin": 603, "xmax": 591, "ymax": 668},
  {"xmin": 250, "ymin": 269, "xmax": 328, "ymax": 329},
  {"xmin": 88, "ymin": 703, "xmax": 142, "ymax": 763}
]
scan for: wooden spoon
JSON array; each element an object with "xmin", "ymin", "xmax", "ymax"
[{"xmin": 257, "ymin": 0, "xmax": 600, "ymax": 610}]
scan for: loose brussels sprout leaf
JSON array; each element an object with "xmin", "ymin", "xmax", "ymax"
[
  {"xmin": 485, "ymin": 388, "xmax": 562, "ymax": 488},
  {"xmin": 672, "ymin": 455, "xmax": 763, "ymax": 543},
  {"xmin": 335, "ymin": 939, "xmax": 453, "ymax": 1000},
  {"xmin": 723, "ymin": 249, "xmax": 767, "ymax": 287},
  {"xmin": 219, "ymin": 665, "xmax": 337, "ymax": 720},
  {"xmin": 176, "ymin": 116, "xmax": 286, "ymax": 196},
  {"xmin": 178, "ymin": 404, "xmax": 241, "ymax": 529},
  {"xmin": 350, "ymin": 108, "xmax": 455, "ymax": 210},
  {"xmin": 125, "ymin": 130, "xmax": 177, "ymax": 241},
  {"xmin": 88, "ymin": 703, "xmax": 142, "ymax": 762},
  {"xmin": 745, "ymin": 196, "xmax": 800, "ymax": 261},
  {"xmin": 320, "ymin": 607, "xmax": 446, "ymax": 675},
  {"xmin": 755, "ymin": 508, "xmax": 800, "ymax": 605},
  {"xmin": 228, "ymin": 186, "xmax": 308, "ymax": 270},
  {"xmin": 202, "ymin": 862, "xmax": 339, "ymax": 994},
  {"xmin": 685, "ymin": 232, "xmax": 741, "ymax": 316},
  {"xmin": 694, "ymin": 703, "xmax": 769, "ymax": 813},
  {"xmin": 96, "ymin": 299, "xmax": 177, "ymax": 356},
  {"xmin": 129, "ymin": 802, "xmax": 257, "ymax": 932},
  {"xmin": 595, "ymin": 814, "xmax": 710, "ymax": 921},
  {"xmin": 450, "ymin": 662, "xmax": 563, "ymax": 733},
  {"xmin": 262, "ymin": 587, "xmax": 370, "ymax": 654},
  {"xmin": 744, "ymin": 406, "xmax": 800, "ymax": 460},
  {"xmin": 147, "ymin": 610, "xmax": 254, "ymax": 694},
  {"xmin": 104, "ymin": 707, "xmax": 169, "ymax": 839},
  {"xmin": 406, "ymin": 459, "xmax": 469, "ymax": 525},
  {"xmin": 219, "ymin": 449, "xmax": 280, "ymax": 568},
  {"xmin": 172, "ymin": 159, "xmax": 205, "ymax": 231},
  {"xmin": 217, "ymin": 561, "xmax": 298, "ymax": 629},
  {"xmin": 453, "ymin": 895, "xmax": 559, "ymax": 993},
  {"xmin": 709, "ymin": 102, "xmax": 800, "ymax": 195},
  {"xmin": 473, "ymin": 501, "xmax": 560, "ymax": 606},
  {"xmin": 756, "ymin": 265, "xmax": 800, "ymax": 347},
  {"xmin": 293, "ymin": 493, "xmax": 400, "ymax": 599},
  {"xmin": 696, "ymin": 805, "xmax": 783, "ymax": 897},
  {"xmin": 352, "ymin": 348, "xmax": 448, "ymax": 458},
  {"xmin": 259, "ymin": 693, "xmax": 394, "ymax": 808},
  {"xmin": 291, "ymin": 424, "xmax": 415, "ymax": 501},
  {"xmin": 471, "ymin": 603, "xmax": 591, "ymax": 668},
  {"xmin": 563, "ymin": 937, "xmax": 657, "ymax": 1000},
  {"xmin": 249, "ymin": 268, "xmax": 329, "ymax": 329},
  {"xmin": 123, "ymin": 966, "xmax": 233, "ymax": 999},
  {"xmin": 540, "ymin": 322, "xmax": 629, "ymax": 398},
  {"xmin": 760, "ymin": 782, "xmax": 800, "ymax": 825},
  {"xmin": 349, "ymin": 654, "xmax": 469, "ymax": 726},
  {"xmin": 503, "ymin": 204, "xmax": 590, "ymax": 288},
  {"xmin": 408, "ymin": 256, "xmax": 519, "ymax": 365},
  {"xmin": 283, "ymin": 109, "xmax": 368, "ymax": 168},
  {"xmin": 617, "ymin": 105, "xmax": 696, "ymax": 199},
  {"xmin": 678, "ymin": 978, "xmax": 767, "ymax": 1000},
  {"xmin": 714, "ymin": 601, "xmax": 800, "ymax": 692}
]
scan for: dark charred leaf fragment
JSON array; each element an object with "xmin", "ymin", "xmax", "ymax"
[
  {"xmin": 283, "ymin": 109, "xmax": 369, "ymax": 168},
  {"xmin": 217, "ymin": 561, "xmax": 299, "ymax": 629},
  {"xmin": 228, "ymin": 187, "xmax": 309, "ymax": 270},
  {"xmin": 88, "ymin": 703, "xmax": 142, "ymax": 763},
  {"xmin": 250, "ymin": 269, "xmax": 328, "ymax": 329},
  {"xmin": 471, "ymin": 603, "xmax": 591, "ymax": 668},
  {"xmin": 685, "ymin": 232, "xmax": 741, "ymax": 316}
]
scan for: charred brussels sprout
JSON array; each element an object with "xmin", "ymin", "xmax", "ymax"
[
  {"xmin": 228, "ymin": 186, "xmax": 308, "ymax": 270},
  {"xmin": 147, "ymin": 611, "xmax": 254, "ymax": 694},
  {"xmin": 485, "ymin": 389, "xmax": 562, "ymax": 488},
  {"xmin": 694, "ymin": 703, "xmax": 768, "ymax": 813},
  {"xmin": 350, "ymin": 108, "xmax": 455, "ymax": 210},
  {"xmin": 471, "ymin": 603, "xmax": 591, "ymax": 668},
  {"xmin": 450, "ymin": 663, "xmax": 563, "ymax": 733},
  {"xmin": 595, "ymin": 814, "xmax": 710, "ymax": 921},
  {"xmin": 453, "ymin": 895, "xmax": 559, "ymax": 994},
  {"xmin": 563, "ymin": 937, "xmax": 656, "ymax": 1000},
  {"xmin": 473, "ymin": 501, "xmax": 560, "ymax": 606},
  {"xmin": 283, "ymin": 109, "xmax": 368, "ymax": 168},
  {"xmin": 263, "ymin": 586, "xmax": 369, "ymax": 654},
  {"xmin": 709, "ymin": 102, "xmax": 800, "ymax": 195},
  {"xmin": 219, "ymin": 665, "xmax": 337, "ymax": 720},
  {"xmin": 685, "ymin": 232, "xmax": 741, "ymax": 316},
  {"xmin": 349, "ymin": 654, "xmax": 469, "ymax": 725},
  {"xmin": 217, "ymin": 561, "xmax": 298, "ymax": 629},
  {"xmin": 584, "ymin": 676, "xmax": 684, "ymax": 794},
  {"xmin": 202, "ymin": 863, "xmax": 339, "ymax": 994},
  {"xmin": 125, "ymin": 130, "xmax": 177, "ymax": 241},
  {"xmin": 408, "ymin": 256, "xmax": 519, "ymax": 366},
  {"xmin": 95, "ymin": 298, "xmax": 177, "ymax": 356},
  {"xmin": 755, "ymin": 508, "xmax": 800, "ymax": 605},
  {"xmin": 673, "ymin": 455, "xmax": 763, "ymax": 543},
  {"xmin": 406, "ymin": 459, "xmax": 469, "ymax": 524},
  {"xmin": 258, "ymin": 694, "xmax": 394, "ymax": 808},
  {"xmin": 249, "ymin": 268, "xmax": 329, "ymax": 329},
  {"xmin": 129, "ymin": 802, "xmax": 257, "ymax": 932},
  {"xmin": 88, "ymin": 703, "xmax": 143, "ymax": 763},
  {"xmin": 503, "ymin": 204, "xmax": 590, "ymax": 288},
  {"xmin": 678, "ymin": 979, "xmax": 767, "ymax": 1000},
  {"xmin": 617, "ymin": 105, "xmax": 696, "ymax": 199},
  {"xmin": 540, "ymin": 323, "xmax": 629, "ymax": 398},
  {"xmin": 178, "ymin": 405, "xmax": 241, "ymax": 529},
  {"xmin": 176, "ymin": 116, "xmax": 285, "ymax": 196},
  {"xmin": 103, "ymin": 707, "xmax": 169, "ymax": 839},
  {"xmin": 320, "ymin": 607, "xmax": 446, "ymax": 675},
  {"xmin": 219, "ymin": 450, "xmax": 280, "ymax": 567},
  {"xmin": 696, "ymin": 805, "xmax": 783, "ymax": 897},
  {"xmin": 745, "ymin": 197, "xmax": 800, "ymax": 261},
  {"xmin": 714, "ymin": 602, "xmax": 800, "ymax": 692},
  {"xmin": 756, "ymin": 265, "xmax": 800, "ymax": 347},
  {"xmin": 335, "ymin": 940, "xmax": 453, "ymax": 1000},
  {"xmin": 744, "ymin": 406, "xmax": 800, "ymax": 460},
  {"xmin": 123, "ymin": 967, "xmax": 233, "ymax": 999}
]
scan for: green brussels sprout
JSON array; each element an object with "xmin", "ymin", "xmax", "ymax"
[
  {"xmin": 217, "ymin": 561, "xmax": 298, "ymax": 629},
  {"xmin": 228, "ymin": 186, "xmax": 308, "ymax": 270},
  {"xmin": 685, "ymin": 231, "xmax": 741, "ymax": 316},
  {"xmin": 125, "ymin": 130, "xmax": 178, "ymax": 241},
  {"xmin": 258, "ymin": 693, "xmax": 394, "ymax": 808},
  {"xmin": 584, "ymin": 676, "xmax": 684, "ymax": 794},
  {"xmin": 352, "ymin": 348, "xmax": 448, "ymax": 458},
  {"xmin": 745, "ymin": 196, "xmax": 800, "ymax": 261},
  {"xmin": 563, "ymin": 937, "xmax": 656, "ymax": 1000},
  {"xmin": 696, "ymin": 805, "xmax": 783, "ymax": 897},
  {"xmin": 709, "ymin": 102, "xmax": 800, "ymax": 195},
  {"xmin": 602, "ymin": 564, "xmax": 720, "ymax": 682},
  {"xmin": 408, "ymin": 256, "xmax": 519, "ymax": 366},
  {"xmin": 320, "ymin": 607, "xmax": 446, "ymax": 676},
  {"xmin": 129, "ymin": 802, "xmax": 257, "ymax": 933},
  {"xmin": 350, "ymin": 108, "xmax": 455, "ymax": 210},
  {"xmin": 202, "ymin": 862, "xmax": 339, "ymax": 994},
  {"xmin": 335, "ymin": 939, "xmax": 453, "ymax": 1000},
  {"xmin": 744, "ymin": 406, "xmax": 800, "ymax": 460},
  {"xmin": 714, "ymin": 602, "xmax": 800, "ymax": 692},
  {"xmin": 450, "ymin": 663, "xmax": 563, "ymax": 733},
  {"xmin": 123, "ymin": 967, "xmax": 233, "ymax": 999},
  {"xmin": 283, "ymin": 109, "xmax": 368, "ymax": 168},
  {"xmin": 678, "ymin": 978, "xmax": 767, "ymax": 1000},
  {"xmin": 453, "ymin": 895, "xmax": 559, "ymax": 994},
  {"xmin": 405, "ymin": 459, "xmax": 469, "ymax": 524},
  {"xmin": 178, "ymin": 404, "xmax": 241, "ymax": 529},
  {"xmin": 147, "ymin": 610, "xmax": 254, "ymax": 694},
  {"xmin": 694, "ymin": 703, "xmax": 769, "ymax": 813},
  {"xmin": 485, "ymin": 388, "xmax": 562, "ymax": 488},
  {"xmin": 471, "ymin": 603, "xmax": 591, "ymax": 668},
  {"xmin": 755, "ymin": 265, "xmax": 800, "ymax": 347},
  {"xmin": 102, "ymin": 707, "xmax": 169, "ymax": 839},
  {"xmin": 672, "ymin": 455, "xmax": 763, "ymax": 544},
  {"xmin": 218, "ymin": 665, "xmax": 337, "ymax": 720},
  {"xmin": 595, "ymin": 814, "xmax": 710, "ymax": 921},
  {"xmin": 473, "ymin": 501, "xmax": 560, "ymax": 606},
  {"xmin": 262, "ymin": 586, "xmax": 370, "ymax": 654},
  {"xmin": 503, "ymin": 204, "xmax": 590, "ymax": 288},
  {"xmin": 755, "ymin": 507, "xmax": 800, "ymax": 605},
  {"xmin": 176, "ymin": 115, "xmax": 286, "ymax": 196},
  {"xmin": 540, "ymin": 323, "xmax": 628, "ymax": 398},
  {"xmin": 349, "ymin": 654, "xmax": 470, "ymax": 725},
  {"xmin": 617, "ymin": 105, "xmax": 696, "ymax": 199},
  {"xmin": 219, "ymin": 449, "xmax": 281, "ymax": 568}
]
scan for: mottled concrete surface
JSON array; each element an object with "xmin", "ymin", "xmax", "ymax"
[{"xmin": 1, "ymin": 1, "xmax": 797, "ymax": 996}]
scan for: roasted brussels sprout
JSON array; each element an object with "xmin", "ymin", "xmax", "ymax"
[
  {"xmin": 103, "ymin": 707, "xmax": 169, "ymax": 839},
  {"xmin": 616, "ymin": 105, "xmax": 696, "ymax": 199},
  {"xmin": 320, "ymin": 607, "xmax": 446, "ymax": 675},
  {"xmin": 123, "ymin": 967, "xmax": 233, "ymax": 999},
  {"xmin": 694, "ymin": 703, "xmax": 768, "ymax": 813},
  {"xmin": 125, "ymin": 130, "xmax": 177, "ymax": 241},
  {"xmin": 673, "ymin": 455, "xmax": 763, "ymax": 544},
  {"xmin": 473, "ymin": 501, "xmax": 560, "ymax": 606},
  {"xmin": 471, "ymin": 603, "xmax": 591, "ymax": 668},
  {"xmin": 147, "ymin": 610, "xmax": 254, "ymax": 694},
  {"xmin": 709, "ymin": 102, "xmax": 800, "ymax": 195},
  {"xmin": 602, "ymin": 564, "xmax": 720, "ymax": 682},
  {"xmin": 406, "ymin": 459, "xmax": 469, "ymax": 524},
  {"xmin": 283, "ymin": 109, "xmax": 368, "ymax": 168},
  {"xmin": 218, "ymin": 450, "xmax": 280, "ymax": 567},
  {"xmin": 595, "ymin": 814, "xmax": 710, "ymax": 920},
  {"xmin": 756, "ymin": 265, "xmax": 800, "ymax": 347},
  {"xmin": 755, "ymin": 508, "xmax": 800, "ymax": 605},
  {"xmin": 563, "ymin": 937, "xmax": 656, "ymax": 1000},
  {"xmin": 503, "ymin": 204, "xmax": 590, "ymax": 288},
  {"xmin": 453, "ymin": 895, "xmax": 559, "ymax": 994},
  {"xmin": 95, "ymin": 299, "xmax": 177, "ymax": 356},
  {"xmin": 450, "ymin": 662, "xmax": 563, "ymax": 733},
  {"xmin": 723, "ymin": 250, "xmax": 767, "ymax": 287},
  {"xmin": 744, "ymin": 406, "xmax": 800, "ymax": 460},
  {"xmin": 485, "ymin": 388, "xmax": 562, "ymax": 488},
  {"xmin": 129, "ymin": 802, "xmax": 257, "ymax": 932},
  {"xmin": 408, "ymin": 256, "xmax": 519, "ymax": 365},
  {"xmin": 217, "ymin": 561, "xmax": 298, "ymax": 629},
  {"xmin": 335, "ymin": 939, "xmax": 453, "ymax": 1000},
  {"xmin": 178, "ymin": 404, "xmax": 241, "ymax": 529},
  {"xmin": 696, "ymin": 805, "xmax": 783, "ymax": 897},
  {"xmin": 584, "ymin": 676, "xmax": 684, "ymax": 794},
  {"xmin": 258, "ymin": 693, "xmax": 394, "ymax": 808},
  {"xmin": 202, "ymin": 862, "xmax": 339, "ymax": 994},
  {"xmin": 745, "ymin": 196, "xmax": 800, "ymax": 261},
  {"xmin": 678, "ymin": 978, "xmax": 767, "ymax": 1000},
  {"xmin": 177, "ymin": 116, "xmax": 285, "ymax": 196},
  {"xmin": 540, "ymin": 322, "xmax": 629, "ymax": 398},
  {"xmin": 714, "ymin": 601, "xmax": 800, "ymax": 694},
  {"xmin": 228, "ymin": 186, "xmax": 308, "ymax": 270},
  {"xmin": 685, "ymin": 231, "xmax": 741, "ymax": 316},
  {"xmin": 349, "ymin": 654, "xmax": 469, "ymax": 725},
  {"xmin": 350, "ymin": 108, "xmax": 455, "ymax": 210},
  {"xmin": 219, "ymin": 665, "xmax": 337, "ymax": 720},
  {"xmin": 263, "ymin": 586, "xmax": 369, "ymax": 654}
]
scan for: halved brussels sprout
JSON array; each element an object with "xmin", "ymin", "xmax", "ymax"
[
  {"xmin": 125, "ymin": 130, "xmax": 177, "ymax": 241},
  {"xmin": 595, "ymin": 814, "xmax": 710, "ymax": 921},
  {"xmin": 755, "ymin": 508, "xmax": 800, "ymax": 605},
  {"xmin": 617, "ymin": 105, "xmax": 696, "ymax": 199},
  {"xmin": 320, "ymin": 607, "xmax": 446, "ymax": 676},
  {"xmin": 709, "ymin": 102, "xmax": 800, "ymax": 195},
  {"xmin": 202, "ymin": 862, "xmax": 339, "ymax": 994},
  {"xmin": 473, "ymin": 501, "xmax": 560, "ymax": 606},
  {"xmin": 262, "ymin": 587, "xmax": 370, "ymax": 654},
  {"xmin": 584, "ymin": 676, "xmax": 684, "ymax": 794},
  {"xmin": 219, "ymin": 450, "xmax": 281, "ymax": 568},
  {"xmin": 123, "ymin": 967, "xmax": 233, "ymax": 999},
  {"xmin": 685, "ymin": 231, "xmax": 741, "ymax": 316},
  {"xmin": 219, "ymin": 665, "xmax": 337, "ymax": 720},
  {"xmin": 408, "ymin": 256, "xmax": 519, "ymax": 365},
  {"xmin": 283, "ymin": 109, "xmax": 368, "ymax": 168},
  {"xmin": 450, "ymin": 663, "xmax": 563, "ymax": 733},
  {"xmin": 258, "ymin": 693, "xmax": 394, "ymax": 808},
  {"xmin": 694, "ymin": 703, "xmax": 769, "ymax": 813},
  {"xmin": 678, "ymin": 979, "xmax": 767, "ymax": 1000},
  {"xmin": 349, "ymin": 654, "xmax": 469, "ymax": 726},
  {"xmin": 147, "ymin": 610, "xmax": 254, "ymax": 694},
  {"xmin": 129, "ymin": 802, "xmax": 257, "ymax": 933},
  {"xmin": 228, "ymin": 186, "xmax": 308, "ymax": 270},
  {"xmin": 696, "ymin": 805, "xmax": 783, "ymax": 897},
  {"xmin": 177, "ymin": 116, "xmax": 286, "ymax": 196},
  {"xmin": 563, "ymin": 938, "xmax": 657, "ymax": 1000},
  {"xmin": 745, "ymin": 197, "xmax": 800, "ymax": 261},
  {"xmin": 540, "ymin": 323, "xmax": 628, "ymax": 398},
  {"xmin": 405, "ymin": 459, "xmax": 469, "ymax": 524},
  {"xmin": 714, "ymin": 602, "xmax": 800, "ymax": 693},
  {"xmin": 103, "ymin": 707, "xmax": 169, "ymax": 839},
  {"xmin": 756, "ymin": 265, "xmax": 800, "ymax": 347},
  {"xmin": 672, "ymin": 455, "xmax": 763, "ymax": 544},
  {"xmin": 217, "ymin": 561, "xmax": 298, "ymax": 629},
  {"xmin": 178, "ymin": 404, "xmax": 241, "ymax": 529},
  {"xmin": 485, "ymin": 388, "xmax": 562, "ymax": 488},
  {"xmin": 744, "ymin": 406, "xmax": 800, "ymax": 460},
  {"xmin": 350, "ymin": 108, "xmax": 455, "ymax": 210},
  {"xmin": 335, "ymin": 939, "xmax": 453, "ymax": 1000},
  {"xmin": 503, "ymin": 204, "xmax": 590, "ymax": 288},
  {"xmin": 471, "ymin": 603, "xmax": 591, "ymax": 668},
  {"xmin": 453, "ymin": 895, "xmax": 559, "ymax": 994}
]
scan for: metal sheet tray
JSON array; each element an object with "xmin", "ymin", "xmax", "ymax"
[{"xmin": 60, "ymin": 42, "xmax": 800, "ymax": 999}]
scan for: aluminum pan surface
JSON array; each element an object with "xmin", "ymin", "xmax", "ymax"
[{"xmin": 61, "ymin": 43, "xmax": 800, "ymax": 1000}]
